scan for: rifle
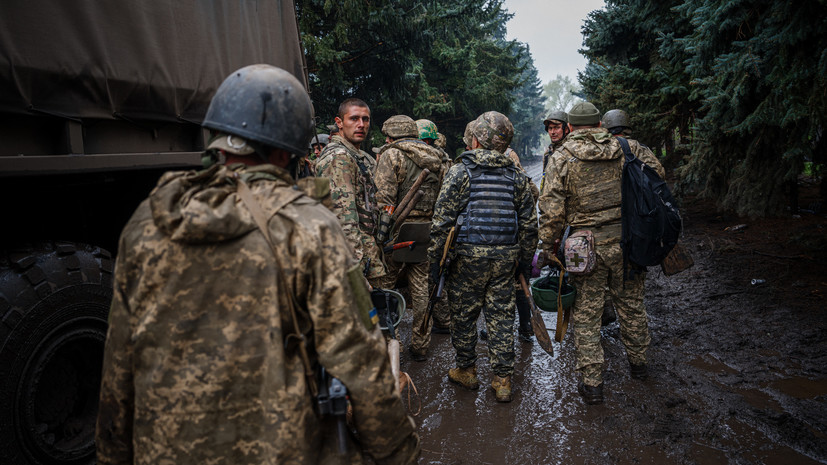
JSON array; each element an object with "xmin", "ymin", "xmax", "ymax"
[
  {"xmin": 421, "ymin": 225, "xmax": 457, "ymax": 333},
  {"xmin": 317, "ymin": 367, "xmax": 349, "ymax": 455}
]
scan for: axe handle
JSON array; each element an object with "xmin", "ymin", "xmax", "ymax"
[
  {"xmin": 390, "ymin": 190, "xmax": 423, "ymax": 237},
  {"xmin": 392, "ymin": 168, "xmax": 430, "ymax": 222}
]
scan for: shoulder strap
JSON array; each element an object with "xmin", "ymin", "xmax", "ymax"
[
  {"xmin": 616, "ymin": 136, "xmax": 636, "ymax": 164},
  {"xmin": 234, "ymin": 175, "xmax": 318, "ymax": 398}
]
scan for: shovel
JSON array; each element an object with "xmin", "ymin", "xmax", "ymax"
[{"xmin": 518, "ymin": 273, "xmax": 553, "ymax": 356}]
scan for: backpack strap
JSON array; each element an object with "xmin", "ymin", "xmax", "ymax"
[{"xmin": 616, "ymin": 136, "xmax": 636, "ymax": 164}]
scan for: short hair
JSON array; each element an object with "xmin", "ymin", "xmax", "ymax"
[{"xmin": 338, "ymin": 98, "xmax": 370, "ymax": 119}]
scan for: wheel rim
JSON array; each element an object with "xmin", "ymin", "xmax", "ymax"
[{"xmin": 17, "ymin": 314, "xmax": 107, "ymax": 464}]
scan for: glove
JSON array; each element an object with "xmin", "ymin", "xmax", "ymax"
[{"xmin": 429, "ymin": 262, "xmax": 441, "ymax": 285}]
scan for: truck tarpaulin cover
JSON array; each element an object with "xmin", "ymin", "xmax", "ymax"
[{"xmin": 0, "ymin": 0, "xmax": 305, "ymax": 123}]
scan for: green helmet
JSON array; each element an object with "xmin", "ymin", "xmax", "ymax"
[
  {"xmin": 415, "ymin": 119, "xmax": 439, "ymax": 140},
  {"xmin": 567, "ymin": 101, "xmax": 601, "ymax": 126},
  {"xmin": 543, "ymin": 110, "xmax": 568, "ymax": 128},
  {"xmin": 468, "ymin": 111, "xmax": 514, "ymax": 153},
  {"xmin": 382, "ymin": 115, "xmax": 418, "ymax": 138},
  {"xmin": 601, "ymin": 109, "xmax": 630, "ymax": 133}
]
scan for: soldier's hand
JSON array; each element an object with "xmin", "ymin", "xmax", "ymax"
[{"xmin": 535, "ymin": 249, "xmax": 553, "ymax": 269}]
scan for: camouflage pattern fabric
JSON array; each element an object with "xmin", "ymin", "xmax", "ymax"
[
  {"xmin": 375, "ymin": 138, "xmax": 445, "ymax": 218},
  {"xmin": 505, "ymin": 147, "xmax": 540, "ymax": 202},
  {"xmin": 429, "ymin": 148, "xmax": 537, "ymax": 265},
  {"xmin": 468, "ymin": 111, "xmax": 514, "ymax": 153},
  {"xmin": 570, "ymin": 242, "xmax": 648, "ymax": 386},
  {"xmin": 537, "ymin": 127, "xmax": 664, "ymax": 387},
  {"xmin": 96, "ymin": 163, "xmax": 419, "ymax": 465},
  {"xmin": 445, "ymin": 255, "xmax": 516, "ymax": 377},
  {"xmin": 315, "ymin": 134, "xmax": 387, "ymax": 280},
  {"xmin": 375, "ymin": 139, "xmax": 444, "ymax": 354}
]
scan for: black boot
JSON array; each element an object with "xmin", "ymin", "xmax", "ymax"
[
  {"xmin": 577, "ymin": 381, "xmax": 604, "ymax": 405},
  {"xmin": 516, "ymin": 290, "xmax": 533, "ymax": 343}
]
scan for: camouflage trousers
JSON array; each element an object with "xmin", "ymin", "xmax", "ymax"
[
  {"xmin": 570, "ymin": 241, "xmax": 649, "ymax": 386},
  {"xmin": 445, "ymin": 255, "xmax": 516, "ymax": 377},
  {"xmin": 385, "ymin": 259, "xmax": 431, "ymax": 353}
]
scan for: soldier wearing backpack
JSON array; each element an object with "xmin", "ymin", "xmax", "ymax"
[{"xmin": 537, "ymin": 102, "xmax": 665, "ymax": 405}]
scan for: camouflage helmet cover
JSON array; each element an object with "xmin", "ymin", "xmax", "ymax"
[
  {"xmin": 469, "ymin": 111, "xmax": 514, "ymax": 153},
  {"xmin": 382, "ymin": 115, "xmax": 418, "ymax": 138},
  {"xmin": 435, "ymin": 132, "xmax": 447, "ymax": 149},
  {"xmin": 462, "ymin": 122, "xmax": 474, "ymax": 149},
  {"xmin": 415, "ymin": 119, "xmax": 439, "ymax": 140},
  {"xmin": 567, "ymin": 101, "xmax": 601, "ymax": 126},
  {"xmin": 601, "ymin": 109, "xmax": 630, "ymax": 130}
]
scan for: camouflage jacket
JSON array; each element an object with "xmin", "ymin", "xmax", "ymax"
[
  {"xmin": 538, "ymin": 128, "xmax": 665, "ymax": 247},
  {"xmin": 315, "ymin": 135, "xmax": 386, "ymax": 279},
  {"xmin": 375, "ymin": 138, "xmax": 445, "ymax": 220},
  {"xmin": 428, "ymin": 148, "xmax": 538, "ymax": 264},
  {"xmin": 96, "ymin": 163, "xmax": 418, "ymax": 465},
  {"xmin": 505, "ymin": 147, "xmax": 539, "ymax": 202}
]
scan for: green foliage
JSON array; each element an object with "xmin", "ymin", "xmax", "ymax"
[
  {"xmin": 543, "ymin": 74, "xmax": 583, "ymax": 113},
  {"xmin": 580, "ymin": 0, "xmax": 827, "ymax": 216},
  {"xmin": 297, "ymin": 0, "xmax": 542, "ymax": 156}
]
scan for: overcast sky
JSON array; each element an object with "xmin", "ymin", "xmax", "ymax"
[{"xmin": 504, "ymin": 0, "xmax": 607, "ymax": 86}]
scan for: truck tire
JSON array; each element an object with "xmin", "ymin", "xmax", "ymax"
[{"xmin": 0, "ymin": 242, "xmax": 113, "ymax": 465}]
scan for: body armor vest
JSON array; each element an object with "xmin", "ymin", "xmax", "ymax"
[
  {"xmin": 564, "ymin": 148, "xmax": 623, "ymax": 227},
  {"xmin": 456, "ymin": 159, "xmax": 518, "ymax": 245}
]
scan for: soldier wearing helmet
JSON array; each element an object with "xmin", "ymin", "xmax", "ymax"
[
  {"xmin": 96, "ymin": 65, "xmax": 419, "ymax": 465},
  {"xmin": 601, "ymin": 109, "xmax": 632, "ymax": 137},
  {"xmin": 429, "ymin": 111, "xmax": 538, "ymax": 403},
  {"xmin": 540, "ymin": 110, "xmax": 570, "ymax": 191},
  {"xmin": 537, "ymin": 101, "xmax": 664, "ymax": 406},
  {"xmin": 315, "ymin": 98, "xmax": 389, "ymax": 287},
  {"xmin": 374, "ymin": 115, "xmax": 446, "ymax": 361}
]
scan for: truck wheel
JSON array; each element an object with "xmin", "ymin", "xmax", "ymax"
[{"xmin": 0, "ymin": 242, "xmax": 113, "ymax": 465}]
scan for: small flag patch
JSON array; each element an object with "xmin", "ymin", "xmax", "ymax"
[{"xmin": 369, "ymin": 308, "xmax": 379, "ymax": 326}]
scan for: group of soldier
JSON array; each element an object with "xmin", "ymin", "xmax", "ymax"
[{"xmin": 95, "ymin": 64, "xmax": 664, "ymax": 464}]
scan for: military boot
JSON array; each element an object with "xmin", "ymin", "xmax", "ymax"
[
  {"xmin": 448, "ymin": 366, "xmax": 480, "ymax": 390},
  {"xmin": 490, "ymin": 375, "xmax": 512, "ymax": 403}
]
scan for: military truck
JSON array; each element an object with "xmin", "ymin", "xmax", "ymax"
[{"xmin": 0, "ymin": 2, "xmax": 307, "ymax": 463}]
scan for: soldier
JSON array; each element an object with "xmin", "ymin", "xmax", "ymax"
[
  {"xmin": 298, "ymin": 133, "xmax": 328, "ymax": 178},
  {"xmin": 540, "ymin": 110, "xmax": 570, "ymax": 191},
  {"xmin": 95, "ymin": 65, "xmax": 419, "ymax": 465},
  {"xmin": 430, "ymin": 111, "xmax": 538, "ymax": 403},
  {"xmin": 601, "ymin": 109, "xmax": 633, "ymax": 138},
  {"xmin": 375, "ymin": 115, "xmax": 445, "ymax": 361},
  {"xmin": 537, "ymin": 101, "xmax": 665, "ymax": 405},
  {"xmin": 315, "ymin": 98, "xmax": 387, "ymax": 287}
]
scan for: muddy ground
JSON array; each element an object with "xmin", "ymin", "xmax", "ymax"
[{"xmin": 394, "ymin": 160, "xmax": 827, "ymax": 464}]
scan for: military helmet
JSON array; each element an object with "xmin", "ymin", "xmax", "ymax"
[
  {"xmin": 462, "ymin": 122, "xmax": 474, "ymax": 148},
  {"xmin": 601, "ymin": 109, "xmax": 630, "ymax": 131},
  {"xmin": 469, "ymin": 111, "xmax": 514, "ymax": 153},
  {"xmin": 435, "ymin": 132, "xmax": 447, "ymax": 149},
  {"xmin": 567, "ymin": 101, "xmax": 601, "ymax": 126},
  {"xmin": 415, "ymin": 119, "xmax": 439, "ymax": 140},
  {"xmin": 382, "ymin": 115, "xmax": 418, "ymax": 139},
  {"xmin": 308, "ymin": 133, "xmax": 329, "ymax": 149},
  {"xmin": 543, "ymin": 110, "xmax": 568, "ymax": 128},
  {"xmin": 203, "ymin": 64, "xmax": 314, "ymax": 157}
]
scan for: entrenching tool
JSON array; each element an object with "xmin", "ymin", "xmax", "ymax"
[{"xmin": 518, "ymin": 273, "xmax": 554, "ymax": 356}]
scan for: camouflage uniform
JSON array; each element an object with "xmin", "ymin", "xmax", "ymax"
[
  {"xmin": 540, "ymin": 139, "xmax": 563, "ymax": 192},
  {"xmin": 429, "ymin": 148, "xmax": 538, "ymax": 377},
  {"xmin": 538, "ymin": 127, "xmax": 665, "ymax": 387},
  {"xmin": 315, "ymin": 134, "xmax": 387, "ymax": 284},
  {"xmin": 375, "ymin": 138, "xmax": 445, "ymax": 355},
  {"xmin": 97, "ymin": 163, "xmax": 419, "ymax": 465}
]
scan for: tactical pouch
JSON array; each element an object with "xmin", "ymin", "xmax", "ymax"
[
  {"xmin": 376, "ymin": 210, "xmax": 393, "ymax": 244},
  {"xmin": 564, "ymin": 230, "xmax": 596, "ymax": 275}
]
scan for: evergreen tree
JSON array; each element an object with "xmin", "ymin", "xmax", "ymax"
[{"xmin": 508, "ymin": 43, "xmax": 546, "ymax": 158}]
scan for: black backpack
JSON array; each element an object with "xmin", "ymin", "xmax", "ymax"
[{"xmin": 618, "ymin": 137, "xmax": 682, "ymax": 279}]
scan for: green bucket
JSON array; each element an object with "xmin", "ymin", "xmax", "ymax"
[{"xmin": 530, "ymin": 276, "xmax": 576, "ymax": 312}]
